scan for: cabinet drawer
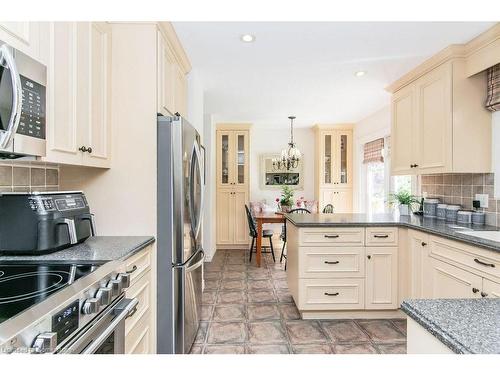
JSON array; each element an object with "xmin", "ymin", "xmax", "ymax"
[
  {"xmin": 365, "ymin": 227, "xmax": 399, "ymax": 246},
  {"xmin": 125, "ymin": 246, "xmax": 152, "ymax": 284},
  {"xmin": 125, "ymin": 309, "xmax": 151, "ymax": 354},
  {"xmin": 125, "ymin": 270, "xmax": 151, "ymax": 334},
  {"xmin": 429, "ymin": 236, "xmax": 500, "ymax": 281},
  {"xmin": 299, "ymin": 247, "xmax": 365, "ymax": 278},
  {"xmin": 300, "ymin": 228, "xmax": 365, "ymax": 246},
  {"xmin": 298, "ymin": 278, "xmax": 365, "ymax": 310}
]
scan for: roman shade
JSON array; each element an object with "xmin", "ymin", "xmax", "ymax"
[
  {"xmin": 363, "ymin": 138, "xmax": 384, "ymax": 164},
  {"xmin": 486, "ymin": 64, "xmax": 500, "ymax": 112}
]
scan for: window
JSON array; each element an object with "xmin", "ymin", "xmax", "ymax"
[{"xmin": 366, "ymin": 161, "xmax": 385, "ymax": 215}]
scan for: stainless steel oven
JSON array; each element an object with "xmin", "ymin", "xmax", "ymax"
[
  {"xmin": 58, "ymin": 296, "xmax": 138, "ymax": 354},
  {"xmin": 0, "ymin": 40, "xmax": 46, "ymax": 158}
]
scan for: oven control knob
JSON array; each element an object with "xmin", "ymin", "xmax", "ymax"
[
  {"xmin": 107, "ymin": 279, "xmax": 122, "ymax": 297},
  {"xmin": 82, "ymin": 297, "xmax": 100, "ymax": 314},
  {"xmin": 116, "ymin": 273, "xmax": 131, "ymax": 289},
  {"xmin": 32, "ymin": 332, "xmax": 57, "ymax": 354},
  {"xmin": 95, "ymin": 287, "xmax": 112, "ymax": 306}
]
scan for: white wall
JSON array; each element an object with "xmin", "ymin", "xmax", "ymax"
[
  {"xmin": 249, "ymin": 127, "xmax": 315, "ymax": 205},
  {"xmin": 203, "ymin": 114, "xmax": 217, "ymax": 261},
  {"xmin": 186, "ymin": 68, "xmax": 204, "ymax": 138},
  {"xmin": 353, "ymin": 106, "xmax": 391, "ymax": 212}
]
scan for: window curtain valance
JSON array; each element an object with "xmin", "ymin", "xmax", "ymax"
[
  {"xmin": 363, "ymin": 138, "xmax": 384, "ymax": 164},
  {"xmin": 486, "ymin": 64, "xmax": 500, "ymax": 112}
]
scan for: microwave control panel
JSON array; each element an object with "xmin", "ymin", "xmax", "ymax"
[{"xmin": 17, "ymin": 75, "xmax": 46, "ymax": 140}]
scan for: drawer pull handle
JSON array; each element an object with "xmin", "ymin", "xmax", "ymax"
[
  {"xmin": 127, "ymin": 306, "xmax": 139, "ymax": 319},
  {"xmin": 474, "ymin": 258, "xmax": 495, "ymax": 268},
  {"xmin": 373, "ymin": 234, "xmax": 389, "ymax": 238},
  {"xmin": 324, "ymin": 234, "xmax": 339, "ymax": 239},
  {"xmin": 126, "ymin": 265, "xmax": 138, "ymax": 274},
  {"xmin": 324, "ymin": 261, "xmax": 340, "ymax": 265},
  {"xmin": 324, "ymin": 292, "xmax": 339, "ymax": 296}
]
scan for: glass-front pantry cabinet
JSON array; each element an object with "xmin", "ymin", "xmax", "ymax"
[
  {"xmin": 314, "ymin": 125, "xmax": 353, "ymax": 213},
  {"xmin": 216, "ymin": 124, "xmax": 250, "ymax": 248}
]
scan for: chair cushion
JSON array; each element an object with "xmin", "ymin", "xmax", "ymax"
[{"xmin": 262, "ymin": 229, "xmax": 274, "ymax": 237}]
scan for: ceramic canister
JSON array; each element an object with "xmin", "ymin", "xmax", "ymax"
[
  {"xmin": 445, "ymin": 205, "xmax": 461, "ymax": 222},
  {"xmin": 436, "ymin": 204, "xmax": 448, "ymax": 220},
  {"xmin": 423, "ymin": 198, "xmax": 440, "ymax": 218},
  {"xmin": 456, "ymin": 210, "xmax": 473, "ymax": 224},
  {"xmin": 472, "ymin": 211, "xmax": 486, "ymax": 225}
]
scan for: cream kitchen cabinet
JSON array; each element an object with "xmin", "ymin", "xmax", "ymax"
[
  {"xmin": 43, "ymin": 22, "xmax": 112, "ymax": 168},
  {"xmin": 157, "ymin": 28, "xmax": 188, "ymax": 117},
  {"xmin": 314, "ymin": 126, "xmax": 353, "ymax": 212},
  {"xmin": 216, "ymin": 125, "xmax": 250, "ymax": 248},
  {"xmin": 482, "ymin": 278, "xmax": 500, "ymax": 298},
  {"xmin": 365, "ymin": 246, "xmax": 398, "ymax": 309},
  {"xmin": 407, "ymin": 229, "xmax": 430, "ymax": 298},
  {"xmin": 0, "ymin": 22, "xmax": 46, "ymax": 63},
  {"xmin": 388, "ymin": 50, "xmax": 491, "ymax": 175}
]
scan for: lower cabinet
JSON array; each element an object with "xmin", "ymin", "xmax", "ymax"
[
  {"xmin": 216, "ymin": 189, "xmax": 248, "ymax": 247},
  {"xmin": 365, "ymin": 247, "xmax": 398, "ymax": 309},
  {"xmin": 320, "ymin": 188, "xmax": 352, "ymax": 213},
  {"xmin": 123, "ymin": 245, "xmax": 154, "ymax": 354},
  {"xmin": 482, "ymin": 278, "xmax": 500, "ymax": 298}
]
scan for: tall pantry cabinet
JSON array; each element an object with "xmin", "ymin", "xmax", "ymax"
[
  {"xmin": 216, "ymin": 125, "xmax": 250, "ymax": 249},
  {"xmin": 314, "ymin": 125, "xmax": 353, "ymax": 213}
]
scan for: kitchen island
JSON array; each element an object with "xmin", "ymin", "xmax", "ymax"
[{"xmin": 284, "ymin": 213, "xmax": 500, "ymax": 320}]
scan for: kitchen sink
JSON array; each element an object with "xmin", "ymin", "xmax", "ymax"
[{"xmin": 456, "ymin": 231, "xmax": 500, "ymax": 242}]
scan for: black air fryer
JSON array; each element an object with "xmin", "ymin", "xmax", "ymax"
[{"xmin": 0, "ymin": 191, "xmax": 96, "ymax": 255}]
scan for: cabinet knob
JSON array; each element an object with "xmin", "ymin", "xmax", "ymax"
[
  {"xmin": 472, "ymin": 287, "xmax": 479, "ymax": 294},
  {"xmin": 79, "ymin": 146, "xmax": 88, "ymax": 152},
  {"xmin": 421, "ymin": 242, "xmax": 427, "ymax": 247},
  {"xmin": 87, "ymin": 147, "xmax": 92, "ymax": 154},
  {"xmin": 367, "ymin": 255, "xmax": 371, "ymax": 259},
  {"xmin": 481, "ymin": 291, "xmax": 488, "ymax": 298}
]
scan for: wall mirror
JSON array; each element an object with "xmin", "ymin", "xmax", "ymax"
[{"xmin": 260, "ymin": 153, "xmax": 304, "ymax": 190}]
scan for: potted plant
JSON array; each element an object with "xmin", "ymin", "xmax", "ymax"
[
  {"xmin": 276, "ymin": 186, "xmax": 295, "ymax": 213},
  {"xmin": 388, "ymin": 190, "xmax": 420, "ymax": 216}
]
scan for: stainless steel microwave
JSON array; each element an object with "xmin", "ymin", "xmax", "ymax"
[{"xmin": 0, "ymin": 41, "xmax": 46, "ymax": 158}]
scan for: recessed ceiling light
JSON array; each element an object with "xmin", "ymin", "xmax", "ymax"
[
  {"xmin": 240, "ymin": 34, "xmax": 255, "ymax": 43},
  {"xmin": 355, "ymin": 71, "xmax": 366, "ymax": 77}
]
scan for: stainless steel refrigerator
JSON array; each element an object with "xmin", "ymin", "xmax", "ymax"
[{"xmin": 157, "ymin": 115, "xmax": 205, "ymax": 354}]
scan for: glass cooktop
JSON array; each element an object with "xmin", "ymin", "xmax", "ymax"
[{"xmin": 0, "ymin": 263, "xmax": 99, "ymax": 325}]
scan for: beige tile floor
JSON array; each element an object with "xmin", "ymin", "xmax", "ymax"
[{"xmin": 191, "ymin": 248, "xmax": 407, "ymax": 354}]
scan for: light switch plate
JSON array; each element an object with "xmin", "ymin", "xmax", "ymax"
[{"xmin": 475, "ymin": 194, "xmax": 489, "ymax": 208}]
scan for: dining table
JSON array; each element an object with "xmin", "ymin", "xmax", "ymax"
[{"xmin": 253, "ymin": 212, "xmax": 286, "ymax": 267}]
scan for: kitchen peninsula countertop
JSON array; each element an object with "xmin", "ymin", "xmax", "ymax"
[
  {"xmin": 0, "ymin": 236, "xmax": 155, "ymax": 264},
  {"xmin": 285, "ymin": 213, "xmax": 500, "ymax": 253},
  {"xmin": 401, "ymin": 298, "xmax": 500, "ymax": 354}
]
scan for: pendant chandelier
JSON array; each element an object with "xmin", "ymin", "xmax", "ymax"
[{"xmin": 272, "ymin": 116, "xmax": 301, "ymax": 171}]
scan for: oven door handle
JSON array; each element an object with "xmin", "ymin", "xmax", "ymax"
[
  {"xmin": 0, "ymin": 44, "xmax": 22, "ymax": 149},
  {"xmin": 81, "ymin": 298, "xmax": 138, "ymax": 354}
]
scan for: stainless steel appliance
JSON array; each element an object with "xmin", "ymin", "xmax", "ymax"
[
  {"xmin": 157, "ymin": 114, "xmax": 205, "ymax": 354},
  {"xmin": 0, "ymin": 260, "xmax": 137, "ymax": 354},
  {"xmin": 0, "ymin": 41, "xmax": 46, "ymax": 158},
  {"xmin": 0, "ymin": 191, "xmax": 96, "ymax": 255}
]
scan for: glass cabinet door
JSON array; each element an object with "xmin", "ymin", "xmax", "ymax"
[
  {"xmin": 336, "ymin": 130, "xmax": 352, "ymax": 186},
  {"xmin": 218, "ymin": 131, "xmax": 232, "ymax": 186},
  {"xmin": 323, "ymin": 133, "xmax": 334, "ymax": 185},
  {"xmin": 234, "ymin": 131, "xmax": 248, "ymax": 186}
]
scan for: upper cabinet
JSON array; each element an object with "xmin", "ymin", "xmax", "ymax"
[
  {"xmin": 314, "ymin": 126, "xmax": 353, "ymax": 213},
  {"xmin": 0, "ymin": 22, "xmax": 46, "ymax": 63},
  {"xmin": 43, "ymin": 22, "xmax": 112, "ymax": 168},
  {"xmin": 216, "ymin": 126, "xmax": 250, "ymax": 189},
  {"xmin": 156, "ymin": 24, "xmax": 190, "ymax": 117},
  {"xmin": 388, "ymin": 47, "xmax": 492, "ymax": 175}
]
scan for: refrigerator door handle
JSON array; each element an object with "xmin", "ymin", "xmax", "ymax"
[
  {"xmin": 173, "ymin": 247, "xmax": 205, "ymax": 269},
  {"xmin": 189, "ymin": 141, "xmax": 204, "ymax": 239},
  {"xmin": 185, "ymin": 248, "xmax": 205, "ymax": 272}
]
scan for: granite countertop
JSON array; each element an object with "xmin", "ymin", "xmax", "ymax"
[
  {"xmin": 0, "ymin": 236, "xmax": 155, "ymax": 264},
  {"xmin": 401, "ymin": 298, "xmax": 500, "ymax": 354},
  {"xmin": 285, "ymin": 213, "xmax": 500, "ymax": 253}
]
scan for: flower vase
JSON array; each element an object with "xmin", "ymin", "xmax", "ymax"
[{"xmin": 399, "ymin": 204, "xmax": 410, "ymax": 216}]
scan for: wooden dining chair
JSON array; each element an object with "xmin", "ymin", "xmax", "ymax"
[
  {"xmin": 280, "ymin": 208, "xmax": 311, "ymax": 269},
  {"xmin": 322, "ymin": 204, "xmax": 334, "ymax": 213},
  {"xmin": 244, "ymin": 204, "xmax": 276, "ymax": 262}
]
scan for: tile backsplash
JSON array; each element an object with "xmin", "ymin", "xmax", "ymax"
[
  {"xmin": 0, "ymin": 161, "xmax": 59, "ymax": 193},
  {"xmin": 421, "ymin": 173, "xmax": 499, "ymax": 227}
]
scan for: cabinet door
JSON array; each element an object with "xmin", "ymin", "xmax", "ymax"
[
  {"xmin": 233, "ymin": 190, "xmax": 249, "ymax": 245},
  {"xmin": 391, "ymin": 85, "xmax": 416, "ymax": 175},
  {"xmin": 416, "ymin": 63, "xmax": 452, "ymax": 173},
  {"xmin": 365, "ymin": 247, "xmax": 398, "ymax": 309},
  {"xmin": 320, "ymin": 131, "xmax": 334, "ymax": 186},
  {"xmin": 233, "ymin": 131, "xmax": 249, "ymax": 188},
  {"xmin": 216, "ymin": 190, "xmax": 233, "ymax": 245},
  {"xmin": 408, "ymin": 230, "xmax": 429, "ymax": 298},
  {"xmin": 334, "ymin": 130, "xmax": 352, "ymax": 187},
  {"xmin": 0, "ymin": 22, "xmax": 41, "ymax": 61},
  {"xmin": 156, "ymin": 31, "xmax": 174, "ymax": 116},
  {"xmin": 320, "ymin": 188, "xmax": 352, "ymax": 213},
  {"xmin": 173, "ymin": 64, "xmax": 187, "ymax": 116},
  {"xmin": 482, "ymin": 279, "xmax": 500, "ymax": 298},
  {"xmin": 426, "ymin": 257, "xmax": 482, "ymax": 299},
  {"xmin": 82, "ymin": 22, "xmax": 111, "ymax": 168},
  {"xmin": 44, "ymin": 22, "xmax": 82, "ymax": 165},
  {"xmin": 217, "ymin": 131, "xmax": 234, "ymax": 188}
]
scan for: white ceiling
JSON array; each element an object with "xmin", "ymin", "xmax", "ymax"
[{"xmin": 173, "ymin": 22, "xmax": 495, "ymax": 128}]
